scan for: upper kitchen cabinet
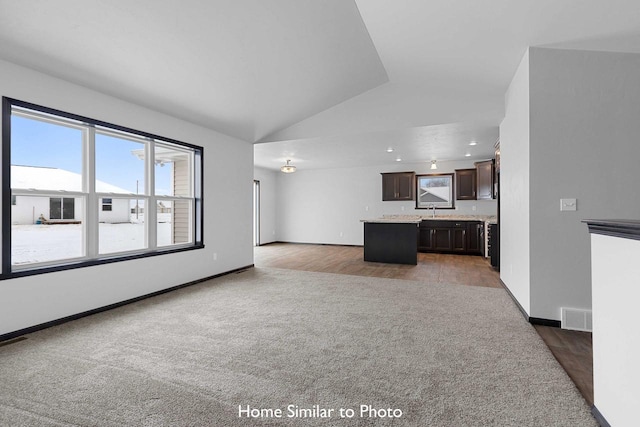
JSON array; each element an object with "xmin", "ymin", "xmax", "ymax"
[
  {"xmin": 455, "ymin": 169, "xmax": 476, "ymax": 200},
  {"xmin": 475, "ymin": 160, "xmax": 495, "ymax": 200},
  {"xmin": 382, "ymin": 172, "xmax": 415, "ymax": 201}
]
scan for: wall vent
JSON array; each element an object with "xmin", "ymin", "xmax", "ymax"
[{"xmin": 561, "ymin": 307, "xmax": 592, "ymax": 332}]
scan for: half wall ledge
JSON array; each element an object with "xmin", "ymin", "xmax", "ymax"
[{"xmin": 582, "ymin": 219, "xmax": 640, "ymax": 241}]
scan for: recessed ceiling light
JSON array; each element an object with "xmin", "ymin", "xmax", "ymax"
[
  {"xmin": 386, "ymin": 147, "xmax": 394, "ymax": 153},
  {"xmin": 469, "ymin": 141, "xmax": 477, "ymax": 146},
  {"xmin": 395, "ymin": 157, "xmax": 402, "ymax": 162},
  {"xmin": 465, "ymin": 153, "xmax": 471, "ymax": 157}
]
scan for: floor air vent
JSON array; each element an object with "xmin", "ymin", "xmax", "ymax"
[{"xmin": 561, "ymin": 308, "xmax": 592, "ymax": 332}]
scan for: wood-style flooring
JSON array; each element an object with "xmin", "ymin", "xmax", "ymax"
[
  {"xmin": 255, "ymin": 242, "xmax": 501, "ymax": 288},
  {"xmin": 254, "ymin": 242, "xmax": 593, "ymax": 406},
  {"xmin": 533, "ymin": 324, "xmax": 593, "ymax": 405}
]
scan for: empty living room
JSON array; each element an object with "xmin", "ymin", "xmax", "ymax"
[{"xmin": 2, "ymin": 1, "xmax": 640, "ymax": 426}]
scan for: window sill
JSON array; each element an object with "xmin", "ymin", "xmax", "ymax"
[{"xmin": 1, "ymin": 243, "xmax": 205, "ymax": 280}]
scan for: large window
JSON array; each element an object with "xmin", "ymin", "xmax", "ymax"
[{"xmin": 2, "ymin": 98, "xmax": 204, "ymax": 276}]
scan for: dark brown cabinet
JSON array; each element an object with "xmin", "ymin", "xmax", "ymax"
[
  {"xmin": 364, "ymin": 222, "xmax": 418, "ymax": 265},
  {"xmin": 457, "ymin": 162, "xmax": 497, "ymax": 201},
  {"xmin": 494, "ymin": 142, "xmax": 500, "ymax": 199},
  {"xmin": 418, "ymin": 220, "xmax": 483, "ymax": 255},
  {"xmin": 452, "ymin": 228, "xmax": 466, "ymax": 252},
  {"xmin": 488, "ymin": 223, "xmax": 499, "ymax": 269},
  {"xmin": 455, "ymin": 169, "xmax": 476, "ymax": 200},
  {"xmin": 419, "ymin": 226, "xmax": 453, "ymax": 251},
  {"xmin": 475, "ymin": 160, "xmax": 494, "ymax": 200},
  {"xmin": 381, "ymin": 172, "xmax": 415, "ymax": 201},
  {"xmin": 418, "ymin": 227, "xmax": 435, "ymax": 250},
  {"xmin": 466, "ymin": 221, "xmax": 484, "ymax": 255}
]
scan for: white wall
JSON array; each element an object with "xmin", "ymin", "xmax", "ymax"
[
  {"xmin": 590, "ymin": 233, "xmax": 640, "ymax": 427},
  {"xmin": 253, "ymin": 167, "xmax": 278, "ymax": 245},
  {"xmin": 275, "ymin": 160, "xmax": 497, "ymax": 246},
  {"xmin": 500, "ymin": 47, "xmax": 640, "ymax": 322},
  {"xmin": 12, "ymin": 195, "xmax": 53, "ymax": 224},
  {"xmin": 98, "ymin": 198, "xmax": 130, "ymax": 223},
  {"xmin": 529, "ymin": 47, "xmax": 640, "ymax": 320},
  {"xmin": 499, "ymin": 49, "xmax": 531, "ymax": 315},
  {"xmin": 0, "ymin": 58, "xmax": 254, "ymax": 336}
]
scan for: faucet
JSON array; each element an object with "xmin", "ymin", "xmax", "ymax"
[{"xmin": 429, "ymin": 204, "xmax": 436, "ymax": 219}]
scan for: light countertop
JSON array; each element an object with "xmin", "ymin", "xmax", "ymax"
[
  {"xmin": 382, "ymin": 214, "xmax": 497, "ymax": 222},
  {"xmin": 360, "ymin": 218, "xmax": 422, "ymax": 224},
  {"xmin": 361, "ymin": 214, "xmax": 497, "ymax": 224}
]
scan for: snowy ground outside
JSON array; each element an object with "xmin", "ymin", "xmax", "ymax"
[{"xmin": 12, "ymin": 216, "xmax": 174, "ymax": 265}]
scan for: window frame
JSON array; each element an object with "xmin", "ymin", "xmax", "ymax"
[
  {"xmin": 2, "ymin": 97, "xmax": 204, "ymax": 279},
  {"xmin": 415, "ymin": 173, "xmax": 455, "ymax": 209}
]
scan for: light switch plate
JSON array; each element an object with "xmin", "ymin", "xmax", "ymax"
[{"xmin": 560, "ymin": 198, "xmax": 577, "ymax": 211}]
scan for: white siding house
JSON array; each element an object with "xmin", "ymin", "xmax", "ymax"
[{"xmin": 11, "ymin": 165, "xmax": 131, "ymax": 224}]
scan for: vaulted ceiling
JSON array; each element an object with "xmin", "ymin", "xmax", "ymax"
[{"xmin": 2, "ymin": 1, "xmax": 640, "ymax": 171}]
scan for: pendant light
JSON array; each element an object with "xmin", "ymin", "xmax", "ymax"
[
  {"xmin": 280, "ymin": 159, "xmax": 297, "ymax": 173},
  {"xmin": 430, "ymin": 160, "xmax": 438, "ymax": 170}
]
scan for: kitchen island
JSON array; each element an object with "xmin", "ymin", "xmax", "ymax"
[
  {"xmin": 361, "ymin": 215, "xmax": 496, "ymax": 265},
  {"xmin": 361, "ymin": 218, "xmax": 421, "ymax": 265}
]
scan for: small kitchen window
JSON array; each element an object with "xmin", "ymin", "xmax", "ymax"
[{"xmin": 416, "ymin": 173, "xmax": 454, "ymax": 209}]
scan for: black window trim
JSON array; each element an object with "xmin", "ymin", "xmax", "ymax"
[{"xmin": 1, "ymin": 97, "xmax": 205, "ymax": 280}]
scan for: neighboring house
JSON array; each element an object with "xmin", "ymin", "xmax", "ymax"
[
  {"xmin": 418, "ymin": 186, "xmax": 449, "ymax": 204},
  {"xmin": 11, "ymin": 165, "xmax": 131, "ymax": 224},
  {"xmin": 132, "ymin": 146, "xmax": 190, "ymax": 243}
]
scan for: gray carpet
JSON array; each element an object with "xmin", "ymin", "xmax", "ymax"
[{"xmin": 0, "ymin": 268, "xmax": 596, "ymax": 426}]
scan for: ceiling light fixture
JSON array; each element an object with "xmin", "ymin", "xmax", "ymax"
[
  {"xmin": 280, "ymin": 159, "xmax": 297, "ymax": 173},
  {"xmin": 465, "ymin": 153, "xmax": 471, "ymax": 157},
  {"xmin": 396, "ymin": 157, "xmax": 402, "ymax": 162},
  {"xmin": 469, "ymin": 141, "xmax": 477, "ymax": 146},
  {"xmin": 386, "ymin": 147, "xmax": 394, "ymax": 153},
  {"xmin": 430, "ymin": 160, "xmax": 437, "ymax": 170}
]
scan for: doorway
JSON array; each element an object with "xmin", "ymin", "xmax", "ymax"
[{"xmin": 253, "ymin": 180, "xmax": 260, "ymax": 247}]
